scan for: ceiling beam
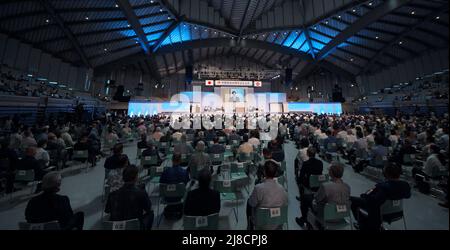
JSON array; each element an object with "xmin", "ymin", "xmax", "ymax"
[
  {"xmin": 303, "ymin": 28, "xmax": 315, "ymax": 59},
  {"xmin": 184, "ymin": 19, "xmax": 238, "ymax": 37},
  {"xmin": 115, "ymin": 0, "xmax": 160, "ymax": 80},
  {"xmin": 243, "ymin": 0, "xmax": 370, "ymax": 36},
  {"xmin": 298, "ymin": 0, "xmax": 315, "ymax": 59},
  {"xmin": 38, "ymin": 0, "xmax": 91, "ymax": 68},
  {"xmin": 294, "ymin": 0, "xmax": 411, "ymax": 82},
  {"xmin": 116, "ymin": 0, "xmax": 152, "ymax": 53},
  {"xmin": 154, "ymin": 38, "xmax": 312, "ymax": 61},
  {"xmin": 238, "ymin": 0, "xmax": 253, "ymax": 37},
  {"xmin": 0, "ymin": 8, "xmax": 122, "ymax": 22},
  {"xmin": 361, "ymin": 6, "xmax": 448, "ymax": 74},
  {"xmin": 152, "ymin": 19, "xmax": 181, "ymax": 52},
  {"xmin": 156, "ymin": 0, "xmax": 180, "ymax": 20},
  {"xmin": 37, "ymin": 20, "xmax": 173, "ymax": 44},
  {"xmin": 316, "ymin": 0, "xmax": 412, "ymax": 61}
]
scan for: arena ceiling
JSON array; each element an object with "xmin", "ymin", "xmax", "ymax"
[{"xmin": 0, "ymin": 0, "xmax": 448, "ymax": 82}]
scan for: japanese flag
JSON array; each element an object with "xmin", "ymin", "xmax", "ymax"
[
  {"xmin": 254, "ymin": 81, "xmax": 262, "ymax": 87},
  {"xmin": 205, "ymin": 80, "xmax": 214, "ymax": 86}
]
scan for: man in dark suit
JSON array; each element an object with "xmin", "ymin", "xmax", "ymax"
[
  {"xmin": 393, "ymin": 138, "xmax": 418, "ymax": 165},
  {"xmin": 104, "ymin": 143, "xmax": 130, "ymax": 171},
  {"xmin": 255, "ymin": 148, "xmax": 283, "ymax": 184},
  {"xmin": 184, "ymin": 168, "xmax": 220, "ymax": 216},
  {"xmin": 0, "ymin": 139, "xmax": 18, "ymax": 193},
  {"xmin": 105, "ymin": 166, "xmax": 154, "ymax": 230},
  {"xmin": 137, "ymin": 134, "xmax": 148, "ymax": 149},
  {"xmin": 141, "ymin": 143, "xmax": 162, "ymax": 167},
  {"xmin": 160, "ymin": 153, "xmax": 189, "ymax": 219},
  {"xmin": 25, "ymin": 171, "xmax": 84, "ymax": 230},
  {"xmin": 350, "ymin": 163, "xmax": 411, "ymax": 230},
  {"xmin": 73, "ymin": 135, "xmax": 96, "ymax": 166},
  {"xmin": 295, "ymin": 147, "xmax": 324, "ymax": 226},
  {"xmin": 208, "ymin": 137, "xmax": 225, "ymax": 154},
  {"xmin": 228, "ymin": 130, "xmax": 241, "ymax": 145},
  {"xmin": 205, "ymin": 129, "xmax": 217, "ymax": 142},
  {"xmin": 160, "ymin": 153, "xmax": 189, "ymax": 185}
]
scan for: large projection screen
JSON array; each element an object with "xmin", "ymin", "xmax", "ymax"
[{"xmin": 287, "ymin": 103, "xmax": 342, "ymax": 114}]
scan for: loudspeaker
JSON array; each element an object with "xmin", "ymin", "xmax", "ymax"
[
  {"xmin": 105, "ymin": 80, "xmax": 116, "ymax": 86},
  {"xmin": 332, "ymin": 91, "xmax": 346, "ymax": 103},
  {"xmin": 185, "ymin": 65, "xmax": 193, "ymax": 83},
  {"xmin": 113, "ymin": 85, "xmax": 131, "ymax": 102},
  {"xmin": 285, "ymin": 68, "xmax": 292, "ymax": 85}
]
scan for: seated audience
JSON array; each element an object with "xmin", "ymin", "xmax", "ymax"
[
  {"xmin": 0, "ymin": 139, "xmax": 18, "ymax": 193},
  {"xmin": 104, "ymin": 143, "xmax": 130, "ymax": 173},
  {"xmin": 183, "ymin": 168, "xmax": 220, "ymax": 216},
  {"xmin": 105, "ymin": 166, "xmax": 153, "ymax": 230},
  {"xmin": 35, "ymin": 139, "xmax": 50, "ymax": 167},
  {"xmin": 247, "ymin": 160, "xmax": 288, "ymax": 230},
  {"xmin": 160, "ymin": 153, "xmax": 189, "ymax": 219},
  {"xmin": 295, "ymin": 148, "xmax": 324, "ymax": 226},
  {"xmin": 141, "ymin": 143, "xmax": 162, "ymax": 167},
  {"xmin": 106, "ymin": 155, "xmax": 129, "ymax": 193},
  {"xmin": 238, "ymin": 135, "xmax": 254, "ymax": 154},
  {"xmin": 188, "ymin": 141, "xmax": 211, "ymax": 179},
  {"xmin": 350, "ymin": 163, "xmax": 411, "ymax": 230},
  {"xmin": 173, "ymin": 135, "xmax": 194, "ymax": 156},
  {"xmin": 208, "ymin": 137, "xmax": 225, "ymax": 155},
  {"xmin": 312, "ymin": 162, "xmax": 351, "ymax": 227},
  {"xmin": 137, "ymin": 134, "xmax": 148, "ymax": 149},
  {"xmin": 25, "ymin": 171, "xmax": 84, "ymax": 230}
]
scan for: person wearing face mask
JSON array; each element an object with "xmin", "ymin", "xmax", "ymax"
[{"xmin": 25, "ymin": 171, "xmax": 85, "ymax": 230}]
